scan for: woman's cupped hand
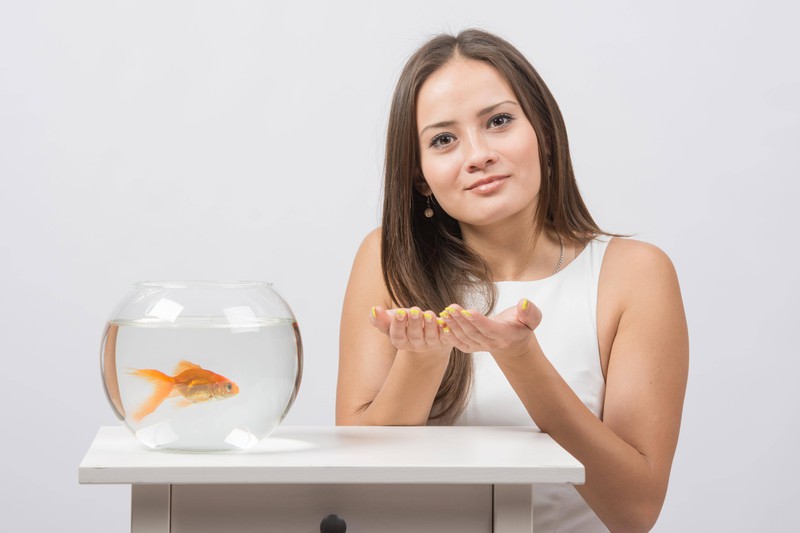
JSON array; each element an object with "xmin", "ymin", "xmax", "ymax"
[{"xmin": 369, "ymin": 299, "xmax": 542, "ymax": 359}]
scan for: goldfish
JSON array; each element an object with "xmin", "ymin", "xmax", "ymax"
[{"xmin": 128, "ymin": 360, "xmax": 239, "ymax": 421}]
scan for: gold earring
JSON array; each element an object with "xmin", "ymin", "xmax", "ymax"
[{"xmin": 424, "ymin": 195, "xmax": 434, "ymax": 218}]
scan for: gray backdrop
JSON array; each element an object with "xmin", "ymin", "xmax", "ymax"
[{"xmin": 2, "ymin": 1, "xmax": 798, "ymax": 531}]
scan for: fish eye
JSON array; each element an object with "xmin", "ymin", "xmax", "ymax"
[{"xmin": 225, "ymin": 383, "xmax": 232, "ymax": 391}]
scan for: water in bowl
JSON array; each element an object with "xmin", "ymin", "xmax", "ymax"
[{"xmin": 101, "ymin": 316, "xmax": 301, "ymax": 451}]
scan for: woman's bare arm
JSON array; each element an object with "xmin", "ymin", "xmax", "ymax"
[
  {"xmin": 336, "ymin": 228, "xmax": 451, "ymax": 425},
  {"xmin": 441, "ymin": 239, "xmax": 688, "ymax": 532}
]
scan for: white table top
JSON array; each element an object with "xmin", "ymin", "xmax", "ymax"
[{"xmin": 79, "ymin": 425, "xmax": 584, "ymax": 485}]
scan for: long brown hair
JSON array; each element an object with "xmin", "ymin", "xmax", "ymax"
[{"xmin": 381, "ymin": 29, "xmax": 613, "ymax": 424}]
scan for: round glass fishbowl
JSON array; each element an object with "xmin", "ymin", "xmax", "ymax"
[{"xmin": 100, "ymin": 281, "xmax": 302, "ymax": 451}]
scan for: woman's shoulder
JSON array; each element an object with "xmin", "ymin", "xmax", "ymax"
[
  {"xmin": 354, "ymin": 227, "xmax": 382, "ymax": 263},
  {"xmin": 600, "ymin": 236, "xmax": 680, "ymax": 302},
  {"xmin": 602, "ymin": 236, "xmax": 676, "ymax": 271},
  {"xmin": 345, "ymin": 227, "xmax": 391, "ymax": 307},
  {"xmin": 361, "ymin": 226, "xmax": 382, "ymax": 247}
]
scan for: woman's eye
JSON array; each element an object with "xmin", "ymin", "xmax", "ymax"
[
  {"xmin": 430, "ymin": 133, "xmax": 455, "ymax": 149},
  {"xmin": 488, "ymin": 113, "xmax": 514, "ymax": 128}
]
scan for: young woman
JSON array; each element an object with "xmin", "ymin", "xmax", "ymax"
[{"xmin": 337, "ymin": 29, "xmax": 688, "ymax": 532}]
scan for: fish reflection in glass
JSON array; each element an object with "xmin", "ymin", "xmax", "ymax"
[{"xmin": 128, "ymin": 360, "xmax": 240, "ymax": 421}]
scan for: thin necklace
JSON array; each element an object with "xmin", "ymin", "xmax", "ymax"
[{"xmin": 552, "ymin": 235, "xmax": 565, "ymax": 275}]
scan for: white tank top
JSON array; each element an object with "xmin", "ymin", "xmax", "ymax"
[{"xmin": 454, "ymin": 237, "xmax": 610, "ymax": 532}]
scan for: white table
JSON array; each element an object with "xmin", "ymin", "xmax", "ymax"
[{"xmin": 80, "ymin": 426, "xmax": 584, "ymax": 532}]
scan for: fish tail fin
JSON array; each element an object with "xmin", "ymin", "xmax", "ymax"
[{"xmin": 129, "ymin": 369, "xmax": 175, "ymax": 422}]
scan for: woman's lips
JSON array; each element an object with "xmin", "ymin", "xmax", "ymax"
[{"xmin": 467, "ymin": 176, "xmax": 508, "ymax": 194}]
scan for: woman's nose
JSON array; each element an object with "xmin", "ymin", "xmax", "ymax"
[{"xmin": 463, "ymin": 133, "xmax": 498, "ymax": 172}]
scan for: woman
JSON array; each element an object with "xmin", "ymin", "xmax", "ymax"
[{"xmin": 337, "ymin": 29, "xmax": 688, "ymax": 532}]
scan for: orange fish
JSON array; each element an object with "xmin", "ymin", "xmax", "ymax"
[{"xmin": 128, "ymin": 361, "xmax": 240, "ymax": 421}]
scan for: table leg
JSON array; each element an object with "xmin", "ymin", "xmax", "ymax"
[
  {"xmin": 131, "ymin": 484, "xmax": 170, "ymax": 533},
  {"xmin": 493, "ymin": 484, "xmax": 533, "ymax": 532}
]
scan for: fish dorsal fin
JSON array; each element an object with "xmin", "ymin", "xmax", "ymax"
[{"xmin": 174, "ymin": 360, "xmax": 201, "ymax": 375}]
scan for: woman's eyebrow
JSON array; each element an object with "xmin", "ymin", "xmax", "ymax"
[
  {"xmin": 476, "ymin": 100, "xmax": 518, "ymax": 117},
  {"xmin": 419, "ymin": 100, "xmax": 519, "ymax": 138},
  {"xmin": 419, "ymin": 119, "xmax": 456, "ymax": 138}
]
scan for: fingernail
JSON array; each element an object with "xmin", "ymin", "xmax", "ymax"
[
  {"xmin": 396, "ymin": 309, "xmax": 407, "ymax": 320},
  {"xmin": 443, "ymin": 326, "xmax": 451, "ymax": 334},
  {"xmin": 521, "ymin": 299, "xmax": 529, "ymax": 311},
  {"xmin": 460, "ymin": 310, "xmax": 472, "ymax": 319},
  {"xmin": 409, "ymin": 309, "xmax": 420, "ymax": 319},
  {"xmin": 445, "ymin": 306, "xmax": 456, "ymax": 314},
  {"xmin": 439, "ymin": 310, "xmax": 450, "ymax": 319},
  {"xmin": 371, "ymin": 306, "xmax": 377, "ymax": 319},
  {"xmin": 436, "ymin": 317, "xmax": 446, "ymax": 326},
  {"xmin": 423, "ymin": 312, "xmax": 433, "ymax": 322}
]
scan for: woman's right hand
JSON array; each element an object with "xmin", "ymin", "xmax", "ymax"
[
  {"xmin": 337, "ymin": 229, "xmax": 452, "ymax": 426},
  {"xmin": 369, "ymin": 306, "xmax": 452, "ymax": 358}
]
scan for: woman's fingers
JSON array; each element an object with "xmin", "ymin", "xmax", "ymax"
[
  {"xmin": 422, "ymin": 310, "xmax": 439, "ymax": 343},
  {"xmin": 405, "ymin": 307, "xmax": 425, "ymax": 346},
  {"xmin": 515, "ymin": 298, "xmax": 543, "ymax": 330},
  {"xmin": 372, "ymin": 302, "xmax": 532, "ymax": 354},
  {"xmin": 369, "ymin": 305, "xmax": 392, "ymax": 334},
  {"xmin": 388, "ymin": 308, "xmax": 409, "ymax": 346},
  {"xmin": 439, "ymin": 301, "xmax": 539, "ymax": 353},
  {"xmin": 446, "ymin": 304, "xmax": 497, "ymax": 341},
  {"xmin": 438, "ymin": 304, "xmax": 477, "ymax": 352},
  {"xmin": 378, "ymin": 307, "xmax": 445, "ymax": 352}
]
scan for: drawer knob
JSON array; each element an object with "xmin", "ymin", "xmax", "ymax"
[{"xmin": 320, "ymin": 514, "xmax": 346, "ymax": 532}]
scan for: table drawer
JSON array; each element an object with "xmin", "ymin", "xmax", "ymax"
[{"xmin": 171, "ymin": 484, "xmax": 492, "ymax": 532}]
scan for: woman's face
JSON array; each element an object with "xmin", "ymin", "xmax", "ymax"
[{"xmin": 416, "ymin": 58, "xmax": 542, "ymax": 228}]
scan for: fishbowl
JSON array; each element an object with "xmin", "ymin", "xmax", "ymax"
[{"xmin": 100, "ymin": 281, "xmax": 302, "ymax": 451}]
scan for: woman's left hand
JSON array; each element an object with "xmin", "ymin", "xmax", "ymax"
[{"xmin": 439, "ymin": 299, "xmax": 542, "ymax": 358}]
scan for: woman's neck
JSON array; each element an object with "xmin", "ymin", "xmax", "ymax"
[{"xmin": 459, "ymin": 217, "xmax": 562, "ymax": 282}]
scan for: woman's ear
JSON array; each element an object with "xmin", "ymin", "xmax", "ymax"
[{"xmin": 414, "ymin": 177, "xmax": 432, "ymax": 196}]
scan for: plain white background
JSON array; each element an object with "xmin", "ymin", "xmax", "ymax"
[{"xmin": 1, "ymin": 1, "xmax": 798, "ymax": 531}]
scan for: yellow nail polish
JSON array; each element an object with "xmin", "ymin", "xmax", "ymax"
[
  {"xmin": 423, "ymin": 312, "xmax": 433, "ymax": 322},
  {"xmin": 443, "ymin": 326, "xmax": 451, "ymax": 334},
  {"xmin": 439, "ymin": 310, "xmax": 450, "ymax": 318},
  {"xmin": 396, "ymin": 309, "xmax": 407, "ymax": 319},
  {"xmin": 436, "ymin": 318, "xmax": 446, "ymax": 327},
  {"xmin": 409, "ymin": 309, "xmax": 420, "ymax": 319},
  {"xmin": 371, "ymin": 306, "xmax": 377, "ymax": 319},
  {"xmin": 460, "ymin": 310, "xmax": 472, "ymax": 319},
  {"xmin": 445, "ymin": 306, "xmax": 456, "ymax": 314},
  {"xmin": 521, "ymin": 299, "xmax": 529, "ymax": 311}
]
